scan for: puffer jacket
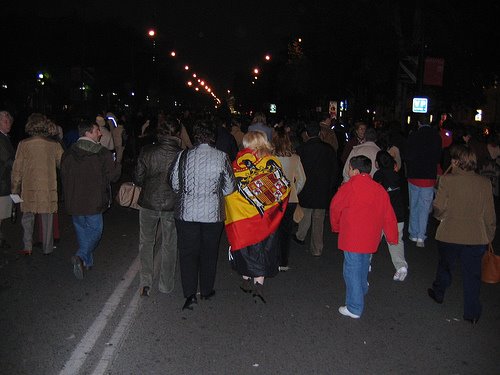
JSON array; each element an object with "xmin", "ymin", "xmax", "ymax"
[
  {"xmin": 169, "ymin": 143, "xmax": 236, "ymax": 223},
  {"xmin": 134, "ymin": 135, "xmax": 182, "ymax": 211}
]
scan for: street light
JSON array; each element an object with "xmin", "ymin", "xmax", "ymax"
[
  {"xmin": 148, "ymin": 29, "xmax": 156, "ymax": 37},
  {"xmin": 170, "ymin": 51, "xmax": 176, "ymax": 57},
  {"xmin": 265, "ymin": 54, "xmax": 271, "ymax": 61}
]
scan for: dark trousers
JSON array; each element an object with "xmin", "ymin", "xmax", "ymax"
[
  {"xmin": 175, "ymin": 220, "xmax": 224, "ymax": 298},
  {"xmin": 277, "ymin": 203, "xmax": 296, "ymax": 267},
  {"xmin": 432, "ymin": 241, "xmax": 486, "ymax": 320}
]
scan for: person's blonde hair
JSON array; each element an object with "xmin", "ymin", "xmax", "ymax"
[{"xmin": 243, "ymin": 131, "xmax": 273, "ymax": 157}]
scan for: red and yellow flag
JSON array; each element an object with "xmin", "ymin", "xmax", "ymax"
[{"xmin": 225, "ymin": 149, "xmax": 290, "ymax": 251}]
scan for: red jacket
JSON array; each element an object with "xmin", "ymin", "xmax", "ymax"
[{"xmin": 330, "ymin": 174, "xmax": 398, "ymax": 253}]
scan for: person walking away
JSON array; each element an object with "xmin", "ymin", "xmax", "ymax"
[
  {"xmin": 134, "ymin": 117, "xmax": 182, "ymax": 296},
  {"xmin": 428, "ymin": 145, "xmax": 495, "ymax": 324},
  {"xmin": 406, "ymin": 116, "xmax": 441, "ymax": 248},
  {"xmin": 294, "ymin": 122, "xmax": 338, "ymax": 257},
  {"xmin": 373, "ymin": 151, "xmax": 408, "ymax": 281},
  {"xmin": 11, "ymin": 114, "xmax": 64, "ymax": 255},
  {"xmin": 225, "ymin": 131, "xmax": 290, "ymax": 303},
  {"xmin": 330, "ymin": 155, "xmax": 398, "ymax": 319},
  {"xmin": 168, "ymin": 121, "xmax": 235, "ymax": 310},
  {"xmin": 61, "ymin": 119, "xmax": 121, "ymax": 279},
  {"xmin": 0, "ymin": 111, "xmax": 15, "ymax": 249},
  {"xmin": 272, "ymin": 127, "xmax": 306, "ymax": 271}
]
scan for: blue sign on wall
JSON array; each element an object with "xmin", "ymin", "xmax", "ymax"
[{"xmin": 412, "ymin": 97, "xmax": 428, "ymax": 113}]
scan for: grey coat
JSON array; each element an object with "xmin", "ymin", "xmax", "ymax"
[{"xmin": 168, "ymin": 144, "xmax": 235, "ymax": 223}]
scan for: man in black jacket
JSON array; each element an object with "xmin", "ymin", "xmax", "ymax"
[
  {"xmin": 295, "ymin": 122, "xmax": 338, "ymax": 256},
  {"xmin": 61, "ymin": 120, "xmax": 121, "ymax": 279},
  {"xmin": 0, "ymin": 111, "xmax": 15, "ymax": 249}
]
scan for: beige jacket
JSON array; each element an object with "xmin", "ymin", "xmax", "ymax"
[
  {"xmin": 11, "ymin": 136, "xmax": 64, "ymax": 213},
  {"xmin": 433, "ymin": 168, "xmax": 496, "ymax": 244},
  {"xmin": 277, "ymin": 154, "xmax": 306, "ymax": 203}
]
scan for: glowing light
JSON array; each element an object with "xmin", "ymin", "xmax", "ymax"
[
  {"xmin": 195, "ymin": 87, "xmax": 199, "ymax": 91},
  {"xmin": 148, "ymin": 29, "xmax": 156, "ymax": 37},
  {"xmin": 201, "ymin": 81, "xmax": 205, "ymax": 86},
  {"xmin": 265, "ymin": 55, "xmax": 271, "ymax": 61},
  {"xmin": 227, "ymin": 90, "xmax": 231, "ymax": 94},
  {"xmin": 254, "ymin": 76, "xmax": 258, "ymax": 80},
  {"xmin": 38, "ymin": 73, "xmax": 44, "ymax": 79},
  {"xmin": 187, "ymin": 81, "xmax": 193, "ymax": 86},
  {"xmin": 131, "ymin": 92, "xmax": 135, "ymax": 96},
  {"xmin": 197, "ymin": 79, "xmax": 201, "ymax": 83},
  {"xmin": 298, "ymin": 38, "xmax": 302, "ymax": 42},
  {"xmin": 170, "ymin": 51, "xmax": 176, "ymax": 57},
  {"xmin": 184, "ymin": 65, "xmax": 189, "ymax": 70},
  {"xmin": 253, "ymin": 68, "xmax": 259, "ymax": 74},
  {"xmin": 192, "ymin": 73, "xmax": 197, "ymax": 78}
]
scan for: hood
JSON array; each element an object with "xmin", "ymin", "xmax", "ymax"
[{"xmin": 71, "ymin": 138, "xmax": 103, "ymax": 160}]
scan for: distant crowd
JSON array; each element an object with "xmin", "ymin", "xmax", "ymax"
[{"xmin": 0, "ymin": 108, "xmax": 497, "ymax": 323}]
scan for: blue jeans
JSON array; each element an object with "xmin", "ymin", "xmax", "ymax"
[
  {"xmin": 432, "ymin": 241, "xmax": 486, "ymax": 320},
  {"xmin": 408, "ymin": 183, "xmax": 434, "ymax": 240},
  {"xmin": 72, "ymin": 214, "xmax": 103, "ymax": 267},
  {"xmin": 343, "ymin": 251, "xmax": 371, "ymax": 316}
]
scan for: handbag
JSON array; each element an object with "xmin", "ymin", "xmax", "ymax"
[
  {"xmin": 116, "ymin": 182, "xmax": 141, "ymax": 210},
  {"xmin": 481, "ymin": 242, "xmax": 500, "ymax": 284}
]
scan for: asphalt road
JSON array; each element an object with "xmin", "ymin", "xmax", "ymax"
[{"xmin": 1, "ymin": 199, "xmax": 499, "ymax": 375}]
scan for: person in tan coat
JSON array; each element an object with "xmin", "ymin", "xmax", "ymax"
[
  {"xmin": 11, "ymin": 114, "xmax": 64, "ymax": 255},
  {"xmin": 428, "ymin": 145, "xmax": 496, "ymax": 324}
]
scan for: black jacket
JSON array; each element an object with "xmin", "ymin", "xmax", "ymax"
[
  {"xmin": 134, "ymin": 135, "xmax": 182, "ymax": 211},
  {"xmin": 297, "ymin": 137, "xmax": 338, "ymax": 208},
  {"xmin": 406, "ymin": 125, "xmax": 441, "ymax": 180},
  {"xmin": 373, "ymin": 169, "xmax": 405, "ymax": 222},
  {"xmin": 0, "ymin": 133, "xmax": 15, "ymax": 196}
]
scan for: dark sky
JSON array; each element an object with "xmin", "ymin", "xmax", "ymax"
[{"xmin": 4, "ymin": 1, "xmax": 304, "ymax": 90}]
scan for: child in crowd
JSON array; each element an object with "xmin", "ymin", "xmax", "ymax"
[
  {"xmin": 373, "ymin": 150, "xmax": 409, "ymax": 281},
  {"xmin": 330, "ymin": 155, "xmax": 398, "ymax": 319}
]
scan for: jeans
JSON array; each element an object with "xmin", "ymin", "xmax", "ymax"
[
  {"xmin": 139, "ymin": 208, "xmax": 177, "ymax": 293},
  {"xmin": 408, "ymin": 183, "xmax": 434, "ymax": 241},
  {"xmin": 72, "ymin": 214, "xmax": 103, "ymax": 268},
  {"xmin": 296, "ymin": 208, "xmax": 325, "ymax": 255},
  {"xmin": 343, "ymin": 251, "xmax": 371, "ymax": 316},
  {"xmin": 175, "ymin": 220, "xmax": 224, "ymax": 298},
  {"xmin": 432, "ymin": 241, "xmax": 486, "ymax": 320}
]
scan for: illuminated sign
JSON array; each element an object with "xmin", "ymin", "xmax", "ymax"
[
  {"xmin": 412, "ymin": 97, "xmax": 428, "ymax": 113},
  {"xmin": 269, "ymin": 104, "xmax": 277, "ymax": 114}
]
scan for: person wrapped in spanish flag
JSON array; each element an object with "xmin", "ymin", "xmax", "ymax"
[{"xmin": 225, "ymin": 131, "xmax": 290, "ymax": 303}]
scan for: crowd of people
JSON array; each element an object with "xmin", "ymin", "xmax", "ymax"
[{"xmin": 0, "ymin": 108, "xmax": 497, "ymax": 323}]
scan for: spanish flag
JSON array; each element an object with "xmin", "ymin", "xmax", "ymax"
[{"xmin": 225, "ymin": 149, "xmax": 290, "ymax": 251}]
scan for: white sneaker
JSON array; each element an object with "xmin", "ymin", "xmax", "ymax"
[
  {"xmin": 338, "ymin": 306, "xmax": 360, "ymax": 319},
  {"xmin": 416, "ymin": 239, "xmax": 425, "ymax": 248},
  {"xmin": 409, "ymin": 237, "xmax": 418, "ymax": 242},
  {"xmin": 393, "ymin": 267, "xmax": 408, "ymax": 281}
]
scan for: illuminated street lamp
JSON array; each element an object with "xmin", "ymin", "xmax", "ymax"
[
  {"xmin": 184, "ymin": 65, "xmax": 189, "ymax": 71},
  {"xmin": 148, "ymin": 29, "xmax": 156, "ymax": 37},
  {"xmin": 187, "ymin": 81, "xmax": 193, "ymax": 86},
  {"xmin": 253, "ymin": 68, "xmax": 259, "ymax": 75},
  {"xmin": 192, "ymin": 73, "xmax": 197, "ymax": 78},
  {"xmin": 265, "ymin": 54, "xmax": 271, "ymax": 61},
  {"xmin": 170, "ymin": 51, "xmax": 176, "ymax": 57}
]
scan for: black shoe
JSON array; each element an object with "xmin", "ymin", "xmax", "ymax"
[
  {"xmin": 240, "ymin": 278, "xmax": 253, "ymax": 294},
  {"xmin": 427, "ymin": 288, "xmax": 443, "ymax": 304},
  {"xmin": 182, "ymin": 294, "xmax": 198, "ymax": 310},
  {"xmin": 292, "ymin": 235, "xmax": 305, "ymax": 245},
  {"xmin": 200, "ymin": 290, "xmax": 215, "ymax": 300},
  {"xmin": 252, "ymin": 282, "xmax": 266, "ymax": 304},
  {"xmin": 140, "ymin": 286, "xmax": 151, "ymax": 297}
]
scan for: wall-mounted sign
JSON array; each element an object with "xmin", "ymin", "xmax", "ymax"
[{"xmin": 412, "ymin": 97, "xmax": 428, "ymax": 113}]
